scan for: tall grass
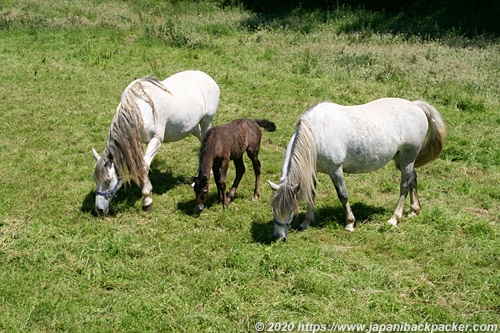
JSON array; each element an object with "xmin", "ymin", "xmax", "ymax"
[{"xmin": 0, "ymin": 1, "xmax": 498, "ymax": 332}]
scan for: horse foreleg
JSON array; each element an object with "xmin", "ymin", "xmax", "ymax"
[
  {"xmin": 330, "ymin": 169, "xmax": 356, "ymax": 231},
  {"xmin": 228, "ymin": 158, "xmax": 245, "ymax": 202},
  {"xmin": 141, "ymin": 136, "xmax": 162, "ymax": 212},
  {"xmin": 388, "ymin": 166, "xmax": 415, "ymax": 226},
  {"xmin": 142, "ymin": 176, "xmax": 154, "ymax": 213},
  {"xmin": 217, "ymin": 159, "xmax": 230, "ymax": 209},
  {"xmin": 144, "ymin": 136, "xmax": 162, "ymax": 166},
  {"xmin": 300, "ymin": 202, "xmax": 315, "ymax": 231}
]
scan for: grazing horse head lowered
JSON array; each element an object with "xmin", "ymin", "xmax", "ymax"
[
  {"xmin": 269, "ymin": 98, "xmax": 446, "ymax": 241},
  {"xmin": 92, "ymin": 71, "xmax": 220, "ymax": 216}
]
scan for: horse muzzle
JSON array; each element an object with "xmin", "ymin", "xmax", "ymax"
[
  {"xmin": 94, "ymin": 197, "xmax": 110, "ymax": 217},
  {"xmin": 94, "ymin": 207, "xmax": 109, "ymax": 217},
  {"xmin": 195, "ymin": 203, "xmax": 205, "ymax": 213},
  {"xmin": 273, "ymin": 220, "xmax": 291, "ymax": 241}
]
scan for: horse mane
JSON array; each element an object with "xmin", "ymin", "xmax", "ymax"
[
  {"xmin": 271, "ymin": 113, "xmax": 317, "ymax": 217},
  {"xmin": 104, "ymin": 76, "xmax": 168, "ymax": 186}
]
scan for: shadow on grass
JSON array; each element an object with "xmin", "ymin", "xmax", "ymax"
[
  {"xmin": 176, "ymin": 192, "xmax": 221, "ymax": 216},
  {"xmin": 177, "ymin": 186, "xmax": 249, "ymax": 216},
  {"xmin": 250, "ymin": 202, "xmax": 388, "ymax": 244},
  {"xmin": 81, "ymin": 166, "xmax": 186, "ymax": 216}
]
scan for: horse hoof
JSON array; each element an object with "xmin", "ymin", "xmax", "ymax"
[
  {"xmin": 142, "ymin": 203, "xmax": 153, "ymax": 213},
  {"xmin": 344, "ymin": 223, "xmax": 355, "ymax": 232},
  {"xmin": 387, "ymin": 218, "xmax": 398, "ymax": 226}
]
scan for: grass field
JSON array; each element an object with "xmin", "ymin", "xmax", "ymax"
[{"xmin": 0, "ymin": 1, "xmax": 499, "ymax": 332}]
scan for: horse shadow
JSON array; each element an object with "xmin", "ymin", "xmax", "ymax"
[
  {"xmin": 177, "ymin": 191, "xmax": 247, "ymax": 216},
  {"xmin": 176, "ymin": 192, "xmax": 220, "ymax": 216},
  {"xmin": 81, "ymin": 165, "xmax": 186, "ymax": 216},
  {"xmin": 250, "ymin": 202, "xmax": 387, "ymax": 244}
]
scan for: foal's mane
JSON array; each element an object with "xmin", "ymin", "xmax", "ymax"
[
  {"xmin": 104, "ymin": 76, "xmax": 168, "ymax": 186},
  {"xmin": 271, "ymin": 113, "xmax": 318, "ymax": 217}
]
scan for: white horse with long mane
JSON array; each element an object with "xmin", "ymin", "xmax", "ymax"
[
  {"xmin": 268, "ymin": 98, "xmax": 446, "ymax": 241},
  {"xmin": 92, "ymin": 70, "xmax": 220, "ymax": 216}
]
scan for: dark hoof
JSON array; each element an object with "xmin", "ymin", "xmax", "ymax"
[{"xmin": 142, "ymin": 203, "xmax": 153, "ymax": 213}]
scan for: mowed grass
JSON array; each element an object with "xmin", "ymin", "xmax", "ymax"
[{"xmin": 0, "ymin": 1, "xmax": 499, "ymax": 331}]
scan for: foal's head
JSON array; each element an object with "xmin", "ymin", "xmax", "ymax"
[{"xmin": 190, "ymin": 174, "xmax": 209, "ymax": 212}]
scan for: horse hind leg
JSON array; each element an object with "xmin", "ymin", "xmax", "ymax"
[
  {"xmin": 388, "ymin": 160, "xmax": 417, "ymax": 226},
  {"xmin": 409, "ymin": 170, "xmax": 421, "ymax": 217},
  {"xmin": 247, "ymin": 150, "xmax": 261, "ymax": 201},
  {"xmin": 228, "ymin": 157, "xmax": 245, "ymax": 203},
  {"xmin": 330, "ymin": 168, "xmax": 356, "ymax": 231},
  {"xmin": 198, "ymin": 116, "xmax": 214, "ymax": 140}
]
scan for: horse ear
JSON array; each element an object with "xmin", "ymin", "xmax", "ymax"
[
  {"xmin": 268, "ymin": 180, "xmax": 280, "ymax": 191},
  {"xmin": 291, "ymin": 182, "xmax": 300, "ymax": 194},
  {"xmin": 92, "ymin": 148, "xmax": 101, "ymax": 161}
]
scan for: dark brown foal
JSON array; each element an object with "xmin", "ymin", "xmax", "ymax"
[{"xmin": 190, "ymin": 118, "xmax": 276, "ymax": 212}]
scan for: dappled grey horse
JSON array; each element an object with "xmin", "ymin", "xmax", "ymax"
[
  {"xmin": 92, "ymin": 70, "xmax": 220, "ymax": 215},
  {"xmin": 269, "ymin": 98, "xmax": 446, "ymax": 241}
]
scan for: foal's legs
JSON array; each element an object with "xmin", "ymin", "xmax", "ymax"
[
  {"xmin": 142, "ymin": 136, "xmax": 162, "ymax": 212},
  {"xmin": 330, "ymin": 168, "xmax": 356, "ymax": 232},
  {"xmin": 247, "ymin": 150, "xmax": 262, "ymax": 201},
  {"xmin": 214, "ymin": 159, "xmax": 230, "ymax": 208},
  {"xmin": 228, "ymin": 158, "xmax": 245, "ymax": 203}
]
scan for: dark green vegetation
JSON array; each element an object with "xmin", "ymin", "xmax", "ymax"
[{"xmin": 0, "ymin": 1, "xmax": 498, "ymax": 331}]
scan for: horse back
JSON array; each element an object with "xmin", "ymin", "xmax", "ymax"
[
  {"xmin": 203, "ymin": 119, "xmax": 262, "ymax": 161},
  {"xmin": 130, "ymin": 71, "xmax": 220, "ymax": 142},
  {"xmin": 306, "ymin": 98, "xmax": 429, "ymax": 173},
  {"xmin": 156, "ymin": 70, "xmax": 218, "ymax": 112}
]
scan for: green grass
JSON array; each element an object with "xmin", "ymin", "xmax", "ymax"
[{"xmin": 0, "ymin": 1, "xmax": 499, "ymax": 332}]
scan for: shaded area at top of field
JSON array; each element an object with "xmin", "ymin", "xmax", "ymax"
[{"xmin": 231, "ymin": 0, "xmax": 499, "ymax": 38}]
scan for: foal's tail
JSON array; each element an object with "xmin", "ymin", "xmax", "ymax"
[
  {"xmin": 255, "ymin": 119, "xmax": 277, "ymax": 132},
  {"xmin": 413, "ymin": 100, "xmax": 447, "ymax": 168}
]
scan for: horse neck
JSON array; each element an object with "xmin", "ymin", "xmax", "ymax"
[
  {"xmin": 104, "ymin": 84, "xmax": 149, "ymax": 186},
  {"xmin": 280, "ymin": 120, "xmax": 317, "ymax": 204},
  {"xmin": 197, "ymin": 140, "xmax": 214, "ymax": 179},
  {"xmin": 281, "ymin": 131, "xmax": 302, "ymax": 184}
]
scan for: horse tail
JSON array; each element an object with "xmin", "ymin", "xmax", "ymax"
[
  {"xmin": 289, "ymin": 116, "xmax": 317, "ymax": 205},
  {"xmin": 413, "ymin": 100, "xmax": 447, "ymax": 168},
  {"xmin": 106, "ymin": 78, "xmax": 159, "ymax": 186},
  {"xmin": 254, "ymin": 119, "xmax": 276, "ymax": 132}
]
